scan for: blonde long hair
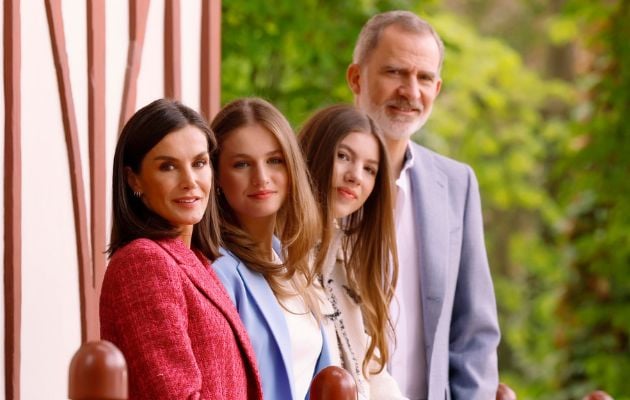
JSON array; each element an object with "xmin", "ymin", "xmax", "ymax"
[
  {"xmin": 211, "ymin": 97, "xmax": 321, "ymax": 304},
  {"xmin": 298, "ymin": 104, "xmax": 399, "ymax": 376}
]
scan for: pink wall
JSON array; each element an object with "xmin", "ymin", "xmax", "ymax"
[{"xmin": 1, "ymin": 1, "xmax": 221, "ymax": 398}]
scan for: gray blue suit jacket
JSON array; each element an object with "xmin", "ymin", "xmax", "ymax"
[
  {"xmin": 408, "ymin": 142, "xmax": 500, "ymax": 399},
  {"xmin": 212, "ymin": 246, "xmax": 334, "ymax": 400}
]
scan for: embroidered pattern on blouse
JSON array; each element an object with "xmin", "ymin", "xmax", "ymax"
[
  {"xmin": 319, "ymin": 272, "xmax": 367, "ymax": 395},
  {"xmin": 342, "ymin": 284, "xmax": 362, "ymax": 305}
]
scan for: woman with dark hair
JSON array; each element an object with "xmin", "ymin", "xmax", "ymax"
[
  {"xmin": 100, "ymin": 98, "xmax": 262, "ymax": 400},
  {"xmin": 299, "ymin": 104, "xmax": 406, "ymax": 399},
  {"xmin": 210, "ymin": 97, "xmax": 334, "ymax": 400}
]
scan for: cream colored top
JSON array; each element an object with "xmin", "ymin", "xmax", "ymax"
[
  {"xmin": 274, "ymin": 251, "xmax": 325, "ymax": 400},
  {"xmin": 319, "ymin": 229, "xmax": 408, "ymax": 400}
]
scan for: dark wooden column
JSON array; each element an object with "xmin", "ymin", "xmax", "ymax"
[
  {"xmin": 165, "ymin": 0, "xmax": 182, "ymax": 100},
  {"xmin": 87, "ymin": 0, "xmax": 107, "ymax": 314},
  {"xmin": 119, "ymin": 0, "xmax": 151, "ymax": 131},
  {"xmin": 4, "ymin": 1, "xmax": 22, "ymax": 399},
  {"xmin": 45, "ymin": 0, "xmax": 97, "ymax": 341},
  {"xmin": 200, "ymin": 0, "xmax": 222, "ymax": 121}
]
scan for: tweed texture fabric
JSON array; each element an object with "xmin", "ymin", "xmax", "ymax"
[{"xmin": 100, "ymin": 238, "xmax": 263, "ymax": 400}]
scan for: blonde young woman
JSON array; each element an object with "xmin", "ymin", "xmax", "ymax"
[
  {"xmin": 210, "ymin": 97, "xmax": 334, "ymax": 400},
  {"xmin": 299, "ymin": 104, "xmax": 406, "ymax": 400}
]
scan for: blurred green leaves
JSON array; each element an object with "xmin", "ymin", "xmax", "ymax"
[{"xmin": 220, "ymin": 1, "xmax": 629, "ymax": 398}]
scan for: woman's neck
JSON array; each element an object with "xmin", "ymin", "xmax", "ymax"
[
  {"xmin": 177, "ymin": 225, "xmax": 194, "ymax": 248},
  {"xmin": 240, "ymin": 215, "xmax": 277, "ymax": 261}
]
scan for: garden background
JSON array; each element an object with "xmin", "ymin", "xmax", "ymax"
[{"xmin": 219, "ymin": 1, "xmax": 630, "ymax": 398}]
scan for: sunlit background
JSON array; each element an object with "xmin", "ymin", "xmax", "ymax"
[{"xmin": 220, "ymin": 1, "xmax": 630, "ymax": 398}]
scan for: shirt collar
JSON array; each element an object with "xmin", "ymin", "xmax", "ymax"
[{"xmin": 397, "ymin": 146, "xmax": 415, "ymax": 183}]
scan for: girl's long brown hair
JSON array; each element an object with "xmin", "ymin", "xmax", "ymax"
[
  {"xmin": 211, "ymin": 97, "xmax": 321, "ymax": 305},
  {"xmin": 298, "ymin": 104, "xmax": 399, "ymax": 376}
]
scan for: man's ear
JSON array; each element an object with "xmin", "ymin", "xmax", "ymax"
[
  {"xmin": 346, "ymin": 63, "xmax": 362, "ymax": 96},
  {"xmin": 435, "ymin": 78, "xmax": 443, "ymax": 97},
  {"xmin": 125, "ymin": 166, "xmax": 142, "ymax": 194}
]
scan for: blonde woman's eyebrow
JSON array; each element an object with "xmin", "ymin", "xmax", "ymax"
[{"xmin": 228, "ymin": 149, "xmax": 283, "ymax": 159}]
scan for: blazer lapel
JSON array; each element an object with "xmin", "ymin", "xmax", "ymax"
[
  {"xmin": 235, "ymin": 259, "xmax": 295, "ymax": 392},
  {"xmin": 409, "ymin": 145, "xmax": 449, "ymax": 363},
  {"xmin": 156, "ymin": 240, "xmax": 261, "ymax": 375}
]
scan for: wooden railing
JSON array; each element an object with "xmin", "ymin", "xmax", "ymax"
[
  {"xmin": 68, "ymin": 341, "xmax": 127, "ymax": 400},
  {"xmin": 67, "ymin": 344, "xmax": 614, "ymax": 400},
  {"xmin": 310, "ymin": 366, "xmax": 358, "ymax": 400}
]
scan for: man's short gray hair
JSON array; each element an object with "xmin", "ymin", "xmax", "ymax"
[{"xmin": 352, "ymin": 10, "xmax": 445, "ymax": 70}]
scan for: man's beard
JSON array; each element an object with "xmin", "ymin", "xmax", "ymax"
[{"xmin": 360, "ymin": 96, "xmax": 429, "ymax": 141}]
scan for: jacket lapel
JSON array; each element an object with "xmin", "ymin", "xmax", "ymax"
[
  {"xmin": 235, "ymin": 257, "xmax": 295, "ymax": 393},
  {"xmin": 156, "ymin": 239, "xmax": 261, "ymax": 377},
  {"xmin": 409, "ymin": 145, "xmax": 448, "ymax": 364}
]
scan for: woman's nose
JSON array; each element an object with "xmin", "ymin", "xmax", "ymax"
[
  {"xmin": 344, "ymin": 165, "xmax": 362, "ymax": 185},
  {"xmin": 180, "ymin": 166, "xmax": 197, "ymax": 189},
  {"xmin": 252, "ymin": 165, "xmax": 269, "ymax": 187}
]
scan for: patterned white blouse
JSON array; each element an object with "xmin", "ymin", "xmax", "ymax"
[{"xmin": 319, "ymin": 229, "xmax": 408, "ymax": 400}]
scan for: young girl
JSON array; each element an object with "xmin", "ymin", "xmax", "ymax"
[
  {"xmin": 100, "ymin": 98, "xmax": 262, "ymax": 399},
  {"xmin": 299, "ymin": 104, "xmax": 406, "ymax": 399},
  {"xmin": 210, "ymin": 97, "xmax": 334, "ymax": 400}
]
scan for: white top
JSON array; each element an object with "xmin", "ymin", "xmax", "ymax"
[
  {"xmin": 390, "ymin": 149, "xmax": 428, "ymax": 400},
  {"xmin": 275, "ymin": 251, "xmax": 323, "ymax": 400},
  {"xmin": 320, "ymin": 230, "xmax": 408, "ymax": 400}
]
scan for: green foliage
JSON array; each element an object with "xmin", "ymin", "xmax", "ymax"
[
  {"xmin": 416, "ymin": 12, "xmax": 575, "ymax": 398},
  {"xmin": 221, "ymin": 0, "xmax": 441, "ymax": 126},
  {"xmin": 554, "ymin": 0, "xmax": 630, "ymax": 398},
  {"xmin": 220, "ymin": 1, "xmax": 629, "ymax": 398},
  {"xmin": 223, "ymin": 0, "xmax": 365, "ymax": 125}
]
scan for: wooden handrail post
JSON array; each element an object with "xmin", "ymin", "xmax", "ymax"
[
  {"xmin": 68, "ymin": 340, "xmax": 128, "ymax": 400},
  {"xmin": 310, "ymin": 366, "xmax": 358, "ymax": 400},
  {"xmin": 583, "ymin": 391, "xmax": 614, "ymax": 400}
]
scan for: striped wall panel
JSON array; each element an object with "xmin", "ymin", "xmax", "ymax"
[
  {"xmin": 4, "ymin": 2, "xmax": 22, "ymax": 399},
  {"xmin": 2, "ymin": 1, "xmax": 222, "ymax": 398}
]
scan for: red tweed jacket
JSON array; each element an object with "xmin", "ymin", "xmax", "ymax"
[{"xmin": 100, "ymin": 238, "xmax": 263, "ymax": 400}]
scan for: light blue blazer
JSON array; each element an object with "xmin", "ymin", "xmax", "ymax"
[
  {"xmin": 212, "ymin": 245, "xmax": 334, "ymax": 400},
  {"xmin": 408, "ymin": 142, "xmax": 500, "ymax": 400}
]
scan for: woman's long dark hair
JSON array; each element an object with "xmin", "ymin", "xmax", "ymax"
[
  {"xmin": 298, "ymin": 104, "xmax": 399, "ymax": 376},
  {"xmin": 108, "ymin": 98, "xmax": 221, "ymax": 260}
]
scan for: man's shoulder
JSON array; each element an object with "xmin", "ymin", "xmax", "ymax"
[{"xmin": 409, "ymin": 141, "xmax": 473, "ymax": 178}]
